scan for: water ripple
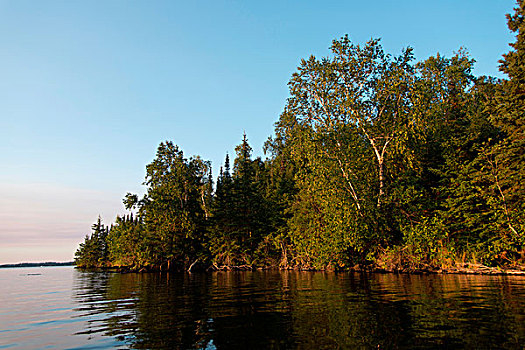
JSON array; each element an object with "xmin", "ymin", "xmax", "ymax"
[{"xmin": 1, "ymin": 267, "xmax": 525, "ymax": 349}]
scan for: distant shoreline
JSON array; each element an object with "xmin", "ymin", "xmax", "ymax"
[{"xmin": 0, "ymin": 261, "xmax": 75, "ymax": 268}]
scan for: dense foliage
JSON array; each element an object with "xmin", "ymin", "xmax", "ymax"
[{"xmin": 76, "ymin": 2, "xmax": 524, "ymax": 271}]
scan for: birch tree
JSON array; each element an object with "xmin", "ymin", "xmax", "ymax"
[{"xmin": 286, "ymin": 36, "xmax": 417, "ymax": 212}]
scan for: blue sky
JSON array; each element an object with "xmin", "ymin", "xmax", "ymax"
[{"xmin": 0, "ymin": 0, "xmax": 516, "ymax": 263}]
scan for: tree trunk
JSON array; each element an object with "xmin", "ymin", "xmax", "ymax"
[
  {"xmin": 377, "ymin": 157, "xmax": 384, "ymax": 208},
  {"xmin": 188, "ymin": 258, "xmax": 199, "ymax": 272}
]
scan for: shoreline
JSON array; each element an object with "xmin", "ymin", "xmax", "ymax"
[
  {"xmin": 76, "ymin": 263, "xmax": 525, "ymax": 276},
  {"xmin": 0, "ymin": 261, "xmax": 75, "ymax": 269}
]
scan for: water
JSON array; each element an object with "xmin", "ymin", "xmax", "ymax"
[{"xmin": 0, "ymin": 267, "xmax": 524, "ymax": 349}]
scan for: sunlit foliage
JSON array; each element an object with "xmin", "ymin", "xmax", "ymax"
[{"xmin": 76, "ymin": 2, "xmax": 524, "ymax": 270}]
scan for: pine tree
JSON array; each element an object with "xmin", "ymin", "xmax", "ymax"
[
  {"xmin": 231, "ymin": 133, "xmax": 268, "ymax": 264},
  {"xmin": 208, "ymin": 154, "xmax": 238, "ymax": 266},
  {"xmin": 74, "ymin": 216, "xmax": 108, "ymax": 268}
]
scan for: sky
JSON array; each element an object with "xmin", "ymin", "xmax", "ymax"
[{"xmin": 0, "ymin": 0, "xmax": 517, "ymax": 264}]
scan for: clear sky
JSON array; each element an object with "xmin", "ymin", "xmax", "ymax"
[{"xmin": 0, "ymin": 0, "xmax": 517, "ymax": 264}]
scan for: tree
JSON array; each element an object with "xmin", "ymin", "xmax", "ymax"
[
  {"xmin": 106, "ymin": 213, "xmax": 146, "ymax": 267},
  {"xmin": 139, "ymin": 141, "xmax": 210, "ymax": 269},
  {"xmin": 263, "ymin": 130, "xmax": 299, "ymax": 267},
  {"xmin": 231, "ymin": 133, "xmax": 266, "ymax": 254},
  {"xmin": 208, "ymin": 134, "xmax": 270, "ymax": 267},
  {"xmin": 492, "ymin": 0, "xmax": 525, "ymax": 235},
  {"xmin": 476, "ymin": 0, "xmax": 525, "ymax": 261},
  {"xmin": 287, "ymin": 36, "xmax": 417, "ymax": 212},
  {"xmin": 273, "ymin": 36, "xmax": 424, "ymax": 267},
  {"xmin": 74, "ymin": 216, "xmax": 108, "ymax": 268},
  {"xmin": 207, "ymin": 154, "xmax": 238, "ymax": 266}
]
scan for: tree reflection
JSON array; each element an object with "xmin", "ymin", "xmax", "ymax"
[{"xmin": 73, "ymin": 270, "xmax": 525, "ymax": 349}]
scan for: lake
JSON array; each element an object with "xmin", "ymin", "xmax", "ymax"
[{"xmin": 0, "ymin": 266, "xmax": 524, "ymax": 349}]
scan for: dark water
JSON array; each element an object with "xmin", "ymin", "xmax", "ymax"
[{"xmin": 1, "ymin": 267, "xmax": 524, "ymax": 349}]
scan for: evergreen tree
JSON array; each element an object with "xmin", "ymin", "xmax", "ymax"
[
  {"xmin": 207, "ymin": 154, "xmax": 238, "ymax": 266},
  {"xmin": 477, "ymin": 0, "xmax": 525, "ymax": 261},
  {"xmin": 435, "ymin": 2, "xmax": 524, "ymax": 264},
  {"xmin": 208, "ymin": 135, "xmax": 269, "ymax": 266},
  {"xmin": 493, "ymin": 0, "xmax": 525, "ymax": 236},
  {"xmin": 106, "ymin": 213, "xmax": 146, "ymax": 267},
  {"xmin": 74, "ymin": 216, "xmax": 108, "ymax": 268}
]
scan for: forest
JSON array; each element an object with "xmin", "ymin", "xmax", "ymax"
[{"xmin": 75, "ymin": 2, "xmax": 524, "ymax": 272}]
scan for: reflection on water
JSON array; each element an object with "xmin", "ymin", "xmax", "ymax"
[
  {"xmin": 1, "ymin": 267, "xmax": 524, "ymax": 349},
  {"xmin": 72, "ymin": 271, "xmax": 525, "ymax": 349}
]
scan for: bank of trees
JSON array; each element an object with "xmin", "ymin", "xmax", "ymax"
[{"xmin": 76, "ymin": 2, "xmax": 524, "ymax": 271}]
